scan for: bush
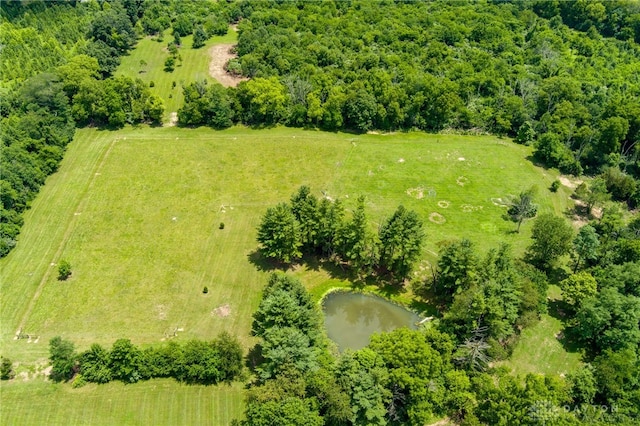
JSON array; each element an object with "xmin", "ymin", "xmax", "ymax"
[
  {"xmin": 1, "ymin": 357, "xmax": 14, "ymax": 380},
  {"xmin": 549, "ymin": 180, "xmax": 560, "ymax": 192},
  {"xmin": 149, "ymin": 81, "xmax": 155, "ymax": 87},
  {"xmin": 203, "ymin": 286, "xmax": 209, "ymax": 294},
  {"xmin": 58, "ymin": 259, "xmax": 72, "ymax": 281},
  {"xmin": 219, "ymin": 222, "xmax": 225, "ymax": 229}
]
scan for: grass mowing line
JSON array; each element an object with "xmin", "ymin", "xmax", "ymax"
[{"xmin": 13, "ymin": 137, "xmax": 119, "ymax": 337}]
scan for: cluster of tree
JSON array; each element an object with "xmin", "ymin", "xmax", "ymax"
[
  {"xmin": 256, "ymin": 186, "xmax": 424, "ymax": 283},
  {"xmin": 425, "ymin": 241, "xmax": 548, "ymax": 358},
  {"xmin": 176, "ymin": 0, "xmax": 638, "ymax": 194},
  {"xmin": 528, "ymin": 0, "xmax": 640, "ymax": 43},
  {"xmin": 0, "ymin": 0, "xmax": 92, "ymax": 85},
  {"xmin": 242, "ymin": 273, "xmax": 638, "ymax": 424},
  {"xmin": 49, "ymin": 332, "xmax": 243, "ymax": 386}
]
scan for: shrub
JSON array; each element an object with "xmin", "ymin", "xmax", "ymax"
[
  {"xmin": 219, "ymin": 222, "xmax": 225, "ymax": 230},
  {"xmin": 203, "ymin": 286, "xmax": 209, "ymax": 294},
  {"xmin": 1, "ymin": 357, "xmax": 14, "ymax": 380},
  {"xmin": 149, "ymin": 81, "xmax": 155, "ymax": 87},
  {"xmin": 58, "ymin": 259, "xmax": 72, "ymax": 280},
  {"xmin": 549, "ymin": 180, "xmax": 560, "ymax": 192}
]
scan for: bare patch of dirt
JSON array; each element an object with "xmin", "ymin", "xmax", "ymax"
[
  {"xmin": 168, "ymin": 112, "xmax": 178, "ymax": 127},
  {"xmin": 429, "ymin": 212, "xmax": 446, "ymax": 224},
  {"xmin": 208, "ymin": 44, "xmax": 248, "ymax": 87},
  {"xmin": 558, "ymin": 175, "xmax": 582, "ymax": 189},
  {"xmin": 212, "ymin": 304, "xmax": 231, "ymax": 317}
]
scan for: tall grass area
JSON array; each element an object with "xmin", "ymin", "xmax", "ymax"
[
  {"xmin": 0, "ymin": 380, "xmax": 244, "ymax": 426},
  {"xmin": 0, "ymin": 126, "xmax": 573, "ymax": 425},
  {"xmin": 117, "ymin": 29, "xmax": 238, "ymax": 121}
]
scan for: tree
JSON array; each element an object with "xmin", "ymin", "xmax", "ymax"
[
  {"xmin": 243, "ymin": 397, "xmax": 323, "ymax": 426},
  {"xmin": 336, "ymin": 348, "xmax": 390, "ymax": 426},
  {"xmin": 560, "ymin": 271, "xmax": 597, "ymax": 310},
  {"xmin": 506, "ymin": 188, "xmax": 538, "ymax": 232},
  {"xmin": 257, "ymin": 203, "xmax": 302, "ymax": 264},
  {"xmin": 237, "ymin": 77, "xmax": 289, "ymax": 125},
  {"xmin": 49, "ymin": 336, "xmax": 76, "ymax": 382},
  {"xmin": 192, "ymin": 25, "xmax": 207, "ymax": 49},
  {"xmin": 336, "ymin": 196, "xmax": 373, "ymax": 276},
  {"xmin": 526, "ymin": 213, "xmax": 573, "ymax": 270},
  {"xmin": 378, "ymin": 205, "xmax": 425, "ymax": 282},
  {"xmin": 109, "ymin": 339, "xmax": 141, "ymax": 383},
  {"xmin": 573, "ymin": 287, "xmax": 640, "ymax": 354},
  {"xmin": 57, "ymin": 259, "xmax": 72, "ymax": 280},
  {"xmin": 574, "ymin": 178, "xmax": 610, "ymax": 216},
  {"xmin": 435, "ymin": 239, "xmax": 479, "ymax": 300},
  {"xmin": 80, "ymin": 343, "xmax": 112, "ymax": 383},
  {"xmin": 212, "ymin": 332, "xmax": 243, "ymax": 383},
  {"xmin": 257, "ymin": 326, "xmax": 319, "ymax": 380},
  {"xmin": 289, "ymin": 186, "xmax": 320, "ymax": 253},
  {"xmin": 572, "ymin": 225, "xmax": 599, "ymax": 272}
]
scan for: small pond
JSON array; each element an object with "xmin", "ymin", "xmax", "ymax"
[{"xmin": 322, "ymin": 291, "xmax": 421, "ymax": 352}]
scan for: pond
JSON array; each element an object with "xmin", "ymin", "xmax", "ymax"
[{"xmin": 322, "ymin": 291, "xmax": 421, "ymax": 352}]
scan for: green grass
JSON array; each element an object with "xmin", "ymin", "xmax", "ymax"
[
  {"xmin": 0, "ymin": 379, "xmax": 244, "ymax": 426},
  {"xmin": 117, "ymin": 28, "xmax": 238, "ymax": 121},
  {"xmin": 0, "ymin": 125, "xmax": 574, "ymax": 424},
  {"xmin": 500, "ymin": 285, "xmax": 583, "ymax": 377}
]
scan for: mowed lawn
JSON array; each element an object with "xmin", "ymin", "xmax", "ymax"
[
  {"xmin": 117, "ymin": 28, "xmax": 238, "ymax": 121},
  {"xmin": 0, "ymin": 379, "xmax": 244, "ymax": 426},
  {"xmin": 0, "ymin": 125, "xmax": 573, "ymax": 424}
]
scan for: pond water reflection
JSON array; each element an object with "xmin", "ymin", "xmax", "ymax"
[{"xmin": 322, "ymin": 291, "xmax": 421, "ymax": 351}]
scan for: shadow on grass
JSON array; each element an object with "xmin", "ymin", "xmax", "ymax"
[
  {"xmin": 547, "ymin": 299, "xmax": 583, "ymax": 355},
  {"xmin": 247, "ymin": 250, "xmax": 286, "ymax": 272}
]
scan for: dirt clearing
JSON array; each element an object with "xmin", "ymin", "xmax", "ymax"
[{"xmin": 208, "ymin": 44, "xmax": 247, "ymax": 87}]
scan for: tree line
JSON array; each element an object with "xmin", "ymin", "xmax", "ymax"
[
  {"xmin": 256, "ymin": 186, "xmax": 424, "ymax": 283},
  {"xmin": 47, "ymin": 332, "xmax": 243, "ymax": 387},
  {"xmin": 177, "ymin": 0, "xmax": 639, "ymax": 206}
]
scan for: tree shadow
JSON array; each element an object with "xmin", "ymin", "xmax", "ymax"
[
  {"xmin": 547, "ymin": 299, "xmax": 583, "ymax": 355},
  {"xmin": 246, "ymin": 249, "xmax": 286, "ymax": 272},
  {"xmin": 245, "ymin": 343, "xmax": 263, "ymax": 373}
]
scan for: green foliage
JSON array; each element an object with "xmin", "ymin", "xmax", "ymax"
[
  {"xmin": 336, "ymin": 196, "xmax": 375, "ymax": 277},
  {"xmin": 243, "ymin": 397, "xmax": 323, "ymax": 426},
  {"xmin": 601, "ymin": 167, "xmax": 638, "ymax": 202},
  {"xmin": 109, "ymin": 339, "xmax": 141, "ymax": 383},
  {"xmin": 435, "ymin": 239, "xmax": 479, "ymax": 301},
  {"xmin": 561, "ymin": 271, "xmax": 598, "ymax": 310},
  {"xmin": 574, "ymin": 178, "xmax": 611, "ymax": 216},
  {"xmin": 378, "ymin": 205, "xmax": 425, "ymax": 282},
  {"xmin": 80, "ymin": 344, "xmax": 112, "ymax": 384},
  {"xmin": 164, "ymin": 55, "xmax": 175, "ymax": 72},
  {"xmin": 237, "ymin": 77, "xmax": 289, "ymax": 125},
  {"xmin": 257, "ymin": 203, "xmax": 302, "ymax": 264},
  {"xmin": 49, "ymin": 336, "xmax": 77, "ymax": 382},
  {"xmin": 573, "ymin": 287, "xmax": 640, "ymax": 354},
  {"xmin": 192, "ymin": 25, "xmax": 207, "ymax": 49},
  {"xmin": 572, "ymin": 225, "xmax": 600, "ymax": 272},
  {"xmin": 526, "ymin": 213, "xmax": 574, "ymax": 270},
  {"xmin": 0, "ymin": 356, "xmax": 14, "ymax": 380},
  {"xmin": 57, "ymin": 259, "xmax": 72, "ymax": 281},
  {"xmin": 506, "ymin": 187, "xmax": 538, "ymax": 232},
  {"xmin": 336, "ymin": 349, "xmax": 390, "ymax": 425},
  {"xmin": 178, "ymin": 80, "xmax": 234, "ymax": 129},
  {"xmin": 550, "ymin": 179, "xmax": 561, "ymax": 192}
]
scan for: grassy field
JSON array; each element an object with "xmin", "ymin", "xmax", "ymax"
[
  {"xmin": 501, "ymin": 284, "xmax": 583, "ymax": 377},
  {"xmin": 0, "ymin": 379, "xmax": 244, "ymax": 426},
  {"xmin": 117, "ymin": 28, "xmax": 238, "ymax": 121},
  {"xmin": 0, "ymin": 126, "xmax": 573, "ymax": 424}
]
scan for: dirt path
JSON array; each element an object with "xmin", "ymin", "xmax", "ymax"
[{"xmin": 208, "ymin": 44, "xmax": 247, "ymax": 87}]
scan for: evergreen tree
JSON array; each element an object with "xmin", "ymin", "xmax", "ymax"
[
  {"xmin": 257, "ymin": 203, "xmax": 302, "ymax": 264},
  {"xmin": 378, "ymin": 205, "xmax": 425, "ymax": 282}
]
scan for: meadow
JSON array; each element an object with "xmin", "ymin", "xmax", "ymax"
[
  {"xmin": 0, "ymin": 125, "xmax": 574, "ymax": 424},
  {"xmin": 117, "ymin": 29, "xmax": 238, "ymax": 121}
]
